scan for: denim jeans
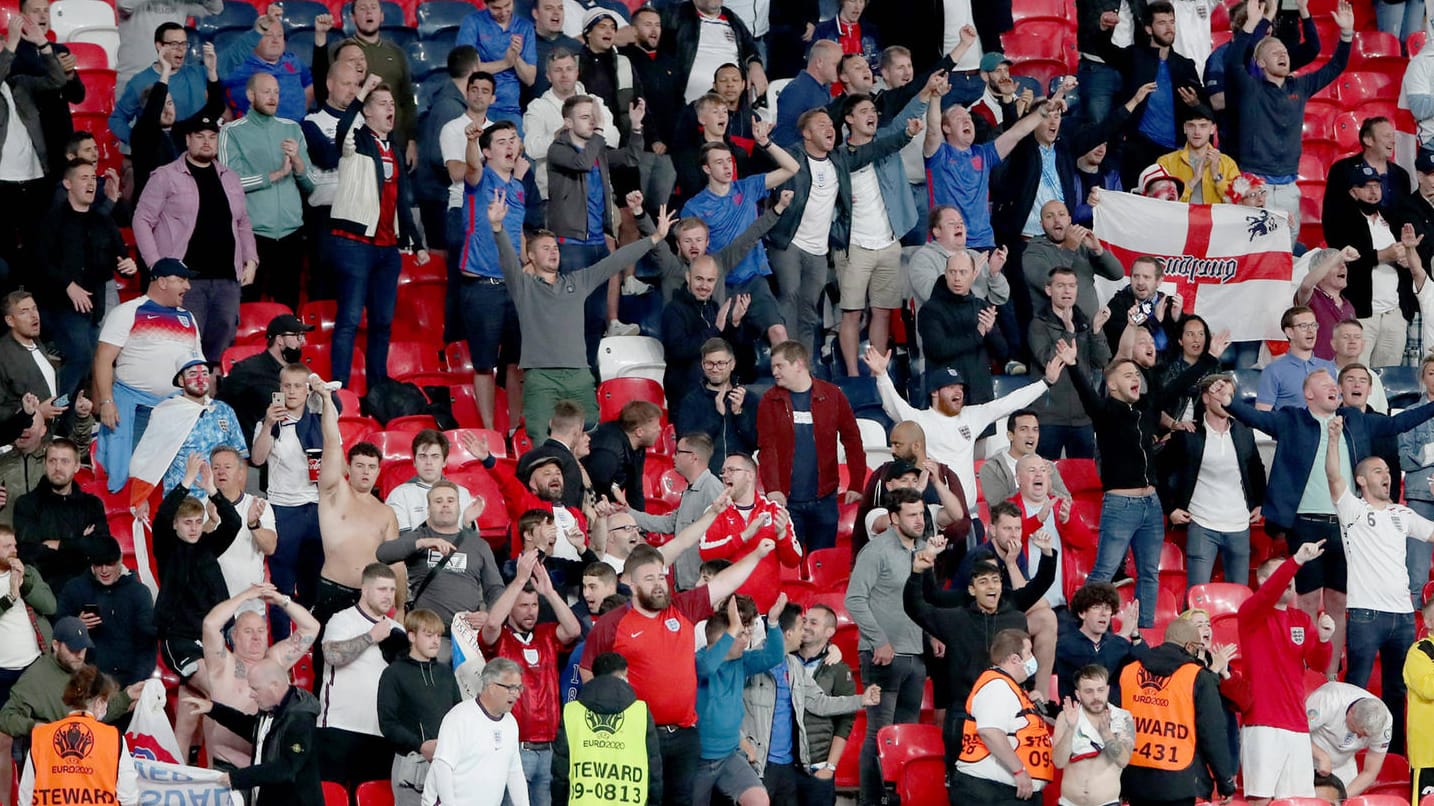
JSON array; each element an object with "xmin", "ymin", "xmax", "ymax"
[
  {"xmin": 858, "ymin": 651, "xmax": 926, "ymax": 806},
  {"xmin": 769, "ymin": 244, "xmax": 830, "ymax": 355},
  {"xmin": 1089, "ymin": 492, "xmax": 1165, "ymax": 627},
  {"xmin": 941, "ymin": 73, "xmax": 985, "ymax": 109},
  {"xmin": 1185, "ymin": 522, "xmax": 1251, "ymax": 587},
  {"xmin": 1076, "ymin": 59, "xmax": 1125, "ymax": 129},
  {"xmin": 1375, "ymin": 0, "xmax": 1425, "ymax": 40},
  {"xmin": 1345, "ymin": 608, "xmax": 1413, "ymax": 754},
  {"xmin": 1035, "ymin": 424, "xmax": 1096, "ymax": 460},
  {"xmin": 1407, "ymin": 499, "xmax": 1434, "ymax": 604},
  {"xmin": 326, "ymin": 234, "xmax": 401, "ymax": 386},
  {"xmin": 518, "ymin": 747, "xmax": 553, "ymax": 806},
  {"xmin": 42, "ymin": 305, "xmax": 98, "ymax": 400},
  {"xmin": 788, "ymin": 493, "xmax": 839, "ymax": 551},
  {"xmin": 657, "ymin": 724, "xmax": 700, "ymax": 806}
]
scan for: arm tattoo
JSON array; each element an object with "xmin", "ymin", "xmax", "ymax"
[
  {"xmin": 322, "ymin": 634, "xmax": 374, "ymax": 667},
  {"xmin": 273, "ymin": 631, "xmax": 317, "ymax": 667}
]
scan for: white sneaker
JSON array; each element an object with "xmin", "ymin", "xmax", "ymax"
[
  {"xmin": 621, "ymin": 275, "xmax": 651, "ymax": 295},
  {"xmin": 606, "ymin": 320, "xmax": 640, "ymax": 337}
]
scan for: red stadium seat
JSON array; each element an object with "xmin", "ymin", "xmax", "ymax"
[
  {"xmin": 336, "ymin": 388, "xmax": 361, "ymax": 414},
  {"xmin": 1336, "ymin": 70, "xmax": 1399, "ymax": 106},
  {"xmin": 877, "ymin": 724, "xmax": 948, "ymax": 805},
  {"xmin": 1355, "ymin": 99, "xmax": 1400, "ymax": 127},
  {"xmin": 1270, "ymin": 799, "xmax": 1335, "ymax": 806},
  {"xmin": 386, "ymin": 414, "xmax": 440, "ymax": 433},
  {"xmin": 807, "ymin": 547, "xmax": 852, "ymax": 591},
  {"xmin": 446, "ymin": 383, "xmax": 512, "ymax": 433},
  {"xmin": 221, "ymin": 344, "xmax": 265, "ymax": 373},
  {"xmin": 834, "ymin": 711, "xmax": 865, "ymax": 789},
  {"xmin": 386, "ymin": 340, "xmax": 447, "ymax": 382},
  {"xmin": 367, "ymin": 431, "xmax": 416, "ymax": 462},
  {"xmin": 1298, "ymin": 153, "xmax": 1328, "ymax": 183},
  {"xmin": 1209, "ymin": 614, "xmax": 1241, "ymax": 656},
  {"xmin": 1303, "ymin": 96, "xmax": 1342, "ymax": 127},
  {"xmin": 1344, "ymin": 797, "xmax": 1412, "ymax": 806},
  {"xmin": 1187, "ymin": 582, "xmax": 1252, "ymax": 618},
  {"xmin": 597, "ymin": 378, "xmax": 666, "ymax": 422},
  {"xmin": 653, "ymin": 466, "xmax": 688, "ymax": 509},
  {"xmin": 1209, "ymin": 1, "xmax": 1229, "ymax": 30},
  {"xmin": 833, "ymin": 623, "xmax": 861, "ymax": 687},
  {"xmin": 1332, "ymin": 110, "xmax": 1363, "ymax": 152},
  {"xmin": 1299, "ymin": 195, "xmax": 1325, "ymax": 248},
  {"xmin": 1011, "ymin": 58, "xmax": 1071, "ymax": 89},
  {"xmin": 1303, "ymin": 103, "xmax": 1339, "ymax": 141},
  {"xmin": 1351, "ymin": 29, "xmax": 1404, "ymax": 71},
  {"xmin": 355, "ymin": 780, "xmax": 396, "ymax": 806},
  {"xmin": 289, "ymin": 651, "xmax": 314, "ymax": 690},
  {"xmin": 1411, "ymin": 30, "xmax": 1428, "ymax": 55},
  {"xmin": 1055, "ymin": 458, "xmax": 1101, "ymax": 496},
  {"xmin": 444, "ymin": 341, "xmax": 474, "ymax": 373},
  {"xmin": 236, "ymin": 302, "xmax": 293, "ymax": 346},
  {"xmin": 512, "ymin": 427, "xmax": 533, "ymax": 455},
  {"xmin": 1003, "ymin": 20, "xmax": 1072, "ymax": 61},
  {"xmin": 66, "ymin": 41, "xmax": 109, "ymax": 69},
  {"xmin": 393, "ymin": 281, "xmax": 446, "ymax": 341},
  {"xmin": 782, "ymin": 579, "xmax": 817, "ymax": 606},
  {"xmin": 337, "ymin": 415, "xmax": 380, "ymax": 447},
  {"xmin": 377, "ymin": 460, "xmax": 416, "ymax": 496},
  {"xmin": 299, "ymin": 299, "xmax": 359, "ymax": 342},
  {"xmin": 445, "ymin": 428, "xmax": 507, "ymax": 468},
  {"xmin": 322, "ymin": 781, "xmax": 348, "ymax": 806},
  {"xmin": 1011, "ymin": 0, "xmax": 1068, "ymax": 24},
  {"xmin": 71, "ymin": 68, "xmax": 115, "ymax": 114},
  {"xmin": 448, "ymin": 466, "xmax": 514, "ymax": 550},
  {"xmin": 399, "ymin": 250, "xmax": 445, "ymax": 285},
  {"xmin": 303, "ymin": 344, "xmax": 366, "ymax": 397}
]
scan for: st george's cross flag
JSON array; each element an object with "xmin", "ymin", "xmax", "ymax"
[{"xmin": 1093, "ymin": 190, "xmax": 1294, "ymax": 341}]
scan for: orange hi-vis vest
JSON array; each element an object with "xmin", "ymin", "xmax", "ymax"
[
  {"xmin": 958, "ymin": 668, "xmax": 1055, "ymax": 782},
  {"xmin": 1120, "ymin": 661, "xmax": 1199, "ymax": 771},
  {"xmin": 28, "ymin": 713, "xmax": 122, "ymax": 805}
]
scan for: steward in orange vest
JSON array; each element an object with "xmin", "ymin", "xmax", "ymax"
[
  {"xmin": 18, "ymin": 665, "xmax": 139, "ymax": 806},
  {"xmin": 1117, "ymin": 617, "xmax": 1237, "ymax": 803},
  {"xmin": 952, "ymin": 628, "xmax": 1053, "ymax": 805}
]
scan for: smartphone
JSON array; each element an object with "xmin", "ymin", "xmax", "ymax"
[
  {"xmin": 271, "ymin": 391, "xmax": 284, "ymax": 406},
  {"xmin": 80, "ymin": 604, "xmax": 99, "ymax": 617},
  {"xmin": 53, "ymin": 394, "xmax": 69, "ymax": 409}
]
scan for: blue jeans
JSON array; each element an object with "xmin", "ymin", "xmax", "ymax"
[
  {"xmin": 1407, "ymin": 499, "xmax": 1434, "ymax": 604},
  {"xmin": 1035, "ymin": 424, "xmax": 1096, "ymax": 460},
  {"xmin": 42, "ymin": 305, "xmax": 98, "ymax": 399},
  {"xmin": 1376, "ymin": 0, "xmax": 1425, "ymax": 40},
  {"xmin": 1089, "ymin": 492, "xmax": 1165, "ymax": 628},
  {"xmin": 1076, "ymin": 59, "xmax": 1124, "ymax": 129},
  {"xmin": 902, "ymin": 182, "xmax": 929, "ymax": 247},
  {"xmin": 788, "ymin": 494, "xmax": 838, "ymax": 551},
  {"xmin": 518, "ymin": 747, "xmax": 552, "ymax": 806},
  {"xmin": 1185, "ymin": 522, "xmax": 1251, "ymax": 587},
  {"xmin": 858, "ymin": 651, "xmax": 925, "ymax": 806},
  {"xmin": 1345, "ymin": 607, "xmax": 1413, "ymax": 754},
  {"xmin": 327, "ymin": 234, "xmax": 401, "ymax": 386},
  {"xmin": 941, "ymin": 73, "xmax": 985, "ymax": 109}
]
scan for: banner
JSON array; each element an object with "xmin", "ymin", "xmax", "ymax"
[
  {"xmin": 133, "ymin": 757, "xmax": 242, "ymax": 806},
  {"xmin": 450, "ymin": 612, "xmax": 487, "ymax": 700},
  {"xmin": 125, "ymin": 679, "xmax": 183, "ymax": 764},
  {"xmin": 1093, "ymin": 191, "xmax": 1295, "ymax": 341}
]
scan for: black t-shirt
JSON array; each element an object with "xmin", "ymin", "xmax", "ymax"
[{"xmin": 183, "ymin": 160, "xmax": 236, "ymax": 280}]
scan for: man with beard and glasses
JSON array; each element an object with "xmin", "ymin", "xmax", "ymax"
[
  {"xmin": 701, "ymin": 453, "xmax": 802, "ymax": 612},
  {"xmin": 218, "ymin": 72, "xmax": 312, "ymax": 311},
  {"xmin": 134, "ymin": 112, "xmax": 258, "ymax": 364},
  {"xmin": 480, "ymin": 549, "xmax": 582, "ymax": 805},
  {"xmin": 1052, "ymin": 665, "xmax": 1134, "ymax": 806},
  {"xmin": 674, "ymin": 340, "xmax": 758, "ymax": 473},
  {"xmin": 217, "ymin": 313, "xmax": 314, "ymax": 447},
  {"xmin": 129, "ymin": 355, "xmax": 248, "ymax": 502},
  {"xmin": 580, "ymin": 540, "xmax": 775, "ymax": 806}
]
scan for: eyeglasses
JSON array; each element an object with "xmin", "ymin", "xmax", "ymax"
[
  {"xmin": 609, "ymin": 524, "xmax": 639, "ymax": 533},
  {"xmin": 720, "ymin": 466, "xmax": 751, "ymax": 475},
  {"xmin": 1289, "ymin": 322, "xmax": 1319, "ymax": 332},
  {"xmin": 674, "ymin": 448, "xmax": 696, "ymax": 456},
  {"xmin": 160, "ymin": 39, "xmax": 188, "ymax": 47},
  {"xmin": 701, "ymin": 359, "xmax": 733, "ymax": 369},
  {"xmin": 491, "ymin": 681, "xmax": 524, "ymax": 693}
]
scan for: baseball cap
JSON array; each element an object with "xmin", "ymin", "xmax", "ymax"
[
  {"xmin": 52, "ymin": 617, "xmax": 95, "ymax": 652},
  {"xmin": 1347, "ymin": 161, "xmax": 1381, "ymax": 186},
  {"xmin": 979, "ymin": 52, "xmax": 1013, "ymax": 73},
  {"xmin": 266, "ymin": 313, "xmax": 316, "ymax": 338},
  {"xmin": 1185, "ymin": 103, "xmax": 1217, "ymax": 123},
  {"xmin": 179, "ymin": 115, "xmax": 221, "ymax": 136},
  {"xmin": 149, "ymin": 258, "xmax": 193, "ymax": 279},
  {"xmin": 1418, "ymin": 151, "xmax": 1434, "ymax": 174},
  {"xmin": 924, "ymin": 365, "xmax": 966, "ymax": 397},
  {"xmin": 883, "ymin": 459, "xmax": 920, "ymax": 482},
  {"xmin": 89, "ymin": 536, "xmax": 122, "ymax": 566},
  {"xmin": 582, "ymin": 7, "xmax": 624, "ymax": 34}
]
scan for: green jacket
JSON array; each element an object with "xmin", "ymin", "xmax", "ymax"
[
  {"xmin": 218, "ymin": 112, "xmax": 314, "ymax": 239},
  {"xmin": 0, "ymin": 654, "xmax": 133, "ymax": 738},
  {"xmin": 0, "ymin": 564, "xmax": 56, "ymax": 646}
]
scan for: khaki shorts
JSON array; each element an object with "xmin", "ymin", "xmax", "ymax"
[{"xmin": 835, "ymin": 242, "xmax": 904, "ymax": 311}]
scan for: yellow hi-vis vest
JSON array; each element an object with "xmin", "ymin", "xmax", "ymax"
[{"xmin": 562, "ymin": 698, "xmax": 649, "ymax": 806}]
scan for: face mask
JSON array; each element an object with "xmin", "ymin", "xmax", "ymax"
[
  {"xmin": 1021, "ymin": 656, "xmax": 1039, "ymax": 679},
  {"xmin": 281, "ymin": 346, "xmax": 303, "ymax": 363},
  {"xmin": 1353, "ymin": 198, "xmax": 1381, "ymax": 216}
]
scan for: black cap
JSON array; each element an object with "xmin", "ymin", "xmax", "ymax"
[
  {"xmin": 1186, "ymin": 103, "xmax": 1217, "ymax": 123},
  {"xmin": 517, "ymin": 448, "xmax": 564, "ymax": 481},
  {"xmin": 1418, "ymin": 151, "xmax": 1434, "ymax": 174},
  {"xmin": 150, "ymin": 258, "xmax": 193, "ymax": 279},
  {"xmin": 89, "ymin": 536, "xmax": 123, "ymax": 565},
  {"xmin": 267, "ymin": 313, "xmax": 315, "ymax": 338},
  {"xmin": 179, "ymin": 115, "xmax": 221, "ymax": 136},
  {"xmin": 924, "ymin": 365, "xmax": 966, "ymax": 397},
  {"xmin": 883, "ymin": 459, "xmax": 920, "ymax": 481}
]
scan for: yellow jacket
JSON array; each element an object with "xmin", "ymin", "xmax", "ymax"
[
  {"xmin": 1156, "ymin": 148, "xmax": 1241, "ymax": 204},
  {"xmin": 1404, "ymin": 635, "xmax": 1434, "ymax": 768}
]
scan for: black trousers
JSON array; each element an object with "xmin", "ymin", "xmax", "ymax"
[
  {"xmin": 251, "ymin": 231, "xmax": 306, "ymax": 311},
  {"xmin": 656, "ymin": 724, "xmax": 699, "ymax": 806}
]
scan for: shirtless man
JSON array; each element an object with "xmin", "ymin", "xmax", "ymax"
[
  {"xmin": 1053, "ymin": 664, "xmax": 1135, "ymax": 806},
  {"xmin": 311, "ymin": 376, "xmax": 399, "ymax": 684},
  {"xmin": 199, "ymin": 583, "xmax": 319, "ymax": 769}
]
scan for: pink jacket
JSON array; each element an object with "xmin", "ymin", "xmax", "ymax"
[{"xmin": 133, "ymin": 156, "xmax": 258, "ymax": 277}]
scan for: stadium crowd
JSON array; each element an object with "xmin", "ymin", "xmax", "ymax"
[{"xmin": 4, "ymin": 0, "xmax": 1434, "ymax": 802}]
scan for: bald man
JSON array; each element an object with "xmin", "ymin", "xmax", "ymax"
[{"xmin": 851, "ymin": 421, "xmax": 973, "ymax": 562}]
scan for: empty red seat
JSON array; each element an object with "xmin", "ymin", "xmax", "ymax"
[
  {"xmin": 877, "ymin": 724, "xmax": 948, "ymax": 805},
  {"xmin": 386, "ymin": 414, "xmax": 440, "ymax": 433},
  {"xmin": 386, "ymin": 340, "xmax": 446, "ymax": 382},
  {"xmin": 337, "ymin": 415, "xmax": 380, "ymax": 447},
  {"xmin": 322, "ymin": 781, "xmax": 348, "ymax": 806},
  {"xmin": 377, "ymin": 460, "xmax": 417, "ymax": 496},
  {"xmin": 220, "ymin": 343, "xmax": 265, "ymax": 373},
  {"xmin": 597, "ymin": 378, "xmax": 666, "ymax": 422},
  {"xmin": 1337, "ymin": 70, "xmax": 1399, "ymax": 106},
  {"xmin": 807, "ymin": 546, "xmax": 852, "ymax": 590},
  {"xmin": 1352, "ymin": 29, "xmax": 1403, "ymax": 70},
  {"xmin": 1011, "ymin": 0, "xmax": 1068, "ymax": 24},
  {"xmin": 1003, "ymin": 20, "xmax": 1072, "ymax": 61},
  {"xmin": 1411, "ymin": 30, "xmax": 1428, "ymax": 56},
  {"xmin": 1299, "ymin": 195, "xmax": 1326, "ymax": 248},
  {"xmin": 1343, "ymin": 796, "xmax": 1412, "ymax": 806},
  {"xmin": 448, "ymin": 466, "xmax": 514, "ymax": 551},
  {"xmin": 653, "ymin": 466, "xmax": 688, "ymax": 508},
  {"xmin": 1332, "ymin": 110, "xmax": 1362, "ymax": 153},
  {"xmin": 444, "ymin": 427, "xmax": 507, "ymax": 468},
  {"xmin": 236, "ymin": 301, "xmax": 293, "ymax": 346},
  {"xmin": 1355, "ymin": 99, "xmax": 1400, "ymax": 127},
  {"xmin": 1011, "ymin": 57, "xmax": 1071, "ymax": 90},
  {"xmin": 1298, "ymin": 152, "xmax": 1329, "ymax": 183},
  {"xmin": 393, "ymin": 281, "xmax": 445, "ymax": 341},
  {"xmin": 303, "ymin": 344, "xmax": 366, "ymax": 397},
  {"xmin": 1303, "ymin": 103, "xmax": 1339, "ymax": 141},
  {"xmin": 355, "ymin": 780, "xmax": 396, "ymax": 806},
  {"xmin": 1055, "ymin": 458, "xmax": 1101, "ymax": 496},
  {"xmin": 71, "ymin": 68, "xmax": 115, "ymax": 114},
  {"xmin": 1187, "ymin": 582, "xmax": 1252, "ymax": 618},
  {"xmin": 444, "ymin": 341, "xmax": 474, "ymax": 373},
  {"xmin": 399, "ymin": 250, "xmax": 445, "ymax": 284},
  {"xmin": 367, "ymin": 431, "xmax": 415, "ymax": 462}
]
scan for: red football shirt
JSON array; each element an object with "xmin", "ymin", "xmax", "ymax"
[
  {"xmin": 373, "ymin": 139, "xmax": 399, "ymax": 247},
  {"xmin": 581, "ymin": 588, "xmax": 714, "ymax": 727},
  {"xmin": 1235, "ymin": 558, "xmax": 1332, "ymax": 731},
  {"xmin": 481, "ymin": 622, "xmax": 573, "ymax": 742}
]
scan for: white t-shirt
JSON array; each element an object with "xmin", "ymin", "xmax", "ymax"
[
  {"xmin": 849, "ymin": 164, "xmax": 896, "ymax": 250},
  {"xmin": 385, "ymin": 479, "xmax": 476, "ymax": 532},
  {"xmin": 0, "ymin": 572, "xmax": 41, "ymax": 670},
  {"xmin": 941, "ymin": 0, "xmax": 980, "ymax": 70},
  {"xmin": 722, "ymin": 0, "xmax": 769, "ymax": 36},
  {"xmin": 319, "ymin": 606, "xmax": 403, "ymax": 736},
  {"xmin": 685, "ymin": 13, "xmax": 741, "ymax": 103},
  {"xmin": 1307, "ymin": 681, "xmax": 1391, "ymax": 787},
  {"xmin": 1172, "ymin": 0, "xmax": 1215, "ymax": 81},
  {"xmin": 0, "ymin": 84, "xmax": 42, "ymax": 182},
  {"xmin": 253, "ymin": 418, "xmax": 319, "ymax": 507},
  {"xmin": 1018, "ymin": 497, "xmax": 1065, "ymax": 609},
  {"xmin": 440, "ymin": 112, "xmax": 493, "ymax": 210},
  {"xmin": 423, "ymin": 699, "xmax": 526, "ymax": 806},
  {"xmin": 1336, "ymin": 488, "xmax": 1434, "ymax": 613},
  {"xmin": 216, "ymin": 492, "xmax": 276, "ymax": 596},
  {"xmin": 1186, "ymin": 426, "xmax": 1250, "ymax": 533},
  {"xmin": 22, "ymin": 343, "xmax": 55, "ymax": 399},
  {"xmin": 97, "ymin": 296, "xmax": 204, "ymax": 397},
  {"xmin": 1367, "ymin": 214, "xmax": 1400, "ymax": 315},
  {"xmin": 956, "ymin": 673, "xmax": 1047, "ymax": 791},
  {"xmin": 792, "ymin": 157, "xmax": 838, "ymax": 255}
]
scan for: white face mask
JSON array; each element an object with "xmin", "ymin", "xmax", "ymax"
[{"xmin": 1021, "ymin": 656, "xmax": 1039, "ymax": 680}]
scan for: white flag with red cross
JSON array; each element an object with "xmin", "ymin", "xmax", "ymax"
[{"xmin": 1093, "ymin": 191, "xmax": 1294, "ymax": 342}]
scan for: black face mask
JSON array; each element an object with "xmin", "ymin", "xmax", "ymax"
[
  {"xmin": 1353, "ymin": 197, "xmax": 1381, "ymax": 216},
  {"xmin": 281, "ymin": 346, "xmax": 303, "ymax": 363}
]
